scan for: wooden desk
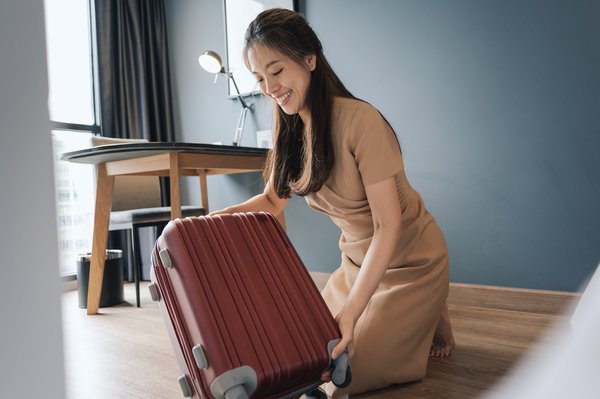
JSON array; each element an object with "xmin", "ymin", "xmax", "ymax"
[{"xmin": 62, "ymin": 142, "xmax": 270, "ymax": 315}]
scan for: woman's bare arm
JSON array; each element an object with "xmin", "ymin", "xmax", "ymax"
[
  {"xmin": 331, "ymin": 176, "xmax": 403, "ymax": 359},
  {"xmin": 208, "ymin": 175, "xmax": 288, "ymax": 216}
]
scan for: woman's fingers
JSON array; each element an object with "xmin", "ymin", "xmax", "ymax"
[
  {"xmin": 320, "ymin": 369, "xmax": 332, "ymax": 382},
  {"xmin": 207, "ymin": 210, "xmax": 230, "ymax": 217},
  {"xmin": 332, "ymin": 338, "xmax": 355, "ymax": 360},
  {"xmin": 332, "ymin": 311, "xmax": 356, "ymax": 359},
  {"xmin": 347, "ymin": 342, "xmax": 355, "ymax": 358},
  {"xmin": 331, "ymin": 325, "xmax": 354, "ymax": 359},
  {"xmin": 332, "ymin": 335, "xmax": 350, "ymax": 358}
]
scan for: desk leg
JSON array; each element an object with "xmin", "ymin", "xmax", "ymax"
[
  {"xmin": 170, "ymin": 152, "xmax": 182, "ymax": 219},
  {"xmin": 197, "ymin": 169, "xmax": 209, "ymax": 212},
  {"xmin": 87, "ymin": 163, "xmax": 114, "ymax": 315}
]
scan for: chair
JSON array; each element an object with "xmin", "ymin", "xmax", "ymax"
[{"xmin": 91, "ymin": 136, "xmax": 205, "ymax": 307}]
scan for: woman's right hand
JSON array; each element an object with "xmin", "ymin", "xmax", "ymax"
[
  {"xmin": 205, "ymin": 174, "xmax": 288, "ymax": 218},
  {"xmin": 207, "ymin": 207, "xmax": 233, "ymax": 217}
]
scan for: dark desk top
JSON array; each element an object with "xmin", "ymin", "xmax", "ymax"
[{"xmin": 61, "ymin": 142, "xmax": 269, "ymax": 164}]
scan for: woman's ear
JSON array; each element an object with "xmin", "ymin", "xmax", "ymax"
[{"xmin": 305, "ymin": 54, "xmax": 317, "ymax": 71}]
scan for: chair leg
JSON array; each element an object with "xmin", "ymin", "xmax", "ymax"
[
  {"xmin": 156, "ymin": 221, "xmax": 168, "ymax": 239},
  {"xmin": 131, "ymin": 226, "xmax": 142, "ymax": 308}
]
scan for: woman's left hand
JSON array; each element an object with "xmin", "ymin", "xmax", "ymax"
[
  {"xmin": 332, "ymin": 309, "xmax": 356, "ymax": 360},
  {"xmin": 321, "ymin": 308, "xmax": 356, "ymax": 382}
]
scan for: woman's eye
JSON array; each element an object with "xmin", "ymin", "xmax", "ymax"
[{"xmin": 273, "ymin": 68, "xmax": 283, "ymax": 76}]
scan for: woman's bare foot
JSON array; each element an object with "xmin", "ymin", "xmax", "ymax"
[{"xmin": 430, "ymin": 302, "xmax": 455, "ymax": 357}]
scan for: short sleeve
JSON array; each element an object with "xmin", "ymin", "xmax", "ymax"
[{"xmin": 349, "ymin": 103, "xmax": 403, "ymax": 186}]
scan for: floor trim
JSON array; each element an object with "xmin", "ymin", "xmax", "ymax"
[
  {"xmin": 310, "ymin": 272, "xmax": 580, "ymax": 317},
  {"xmin": 448, "ymin": 282, "xmax": 580, "ymax": 316}
]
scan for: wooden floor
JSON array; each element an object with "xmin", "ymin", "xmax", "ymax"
[{"xmin": 62, "ymin": 275, "xmax": 578, "ymax": 399}]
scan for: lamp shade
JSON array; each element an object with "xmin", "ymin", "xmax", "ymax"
[{"xmin": 198, "ymin": 50, "xmax": 224, "ymax": 74}]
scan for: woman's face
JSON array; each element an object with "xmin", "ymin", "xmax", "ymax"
[{"xmin": 247, "ymin": 44, "xmax": 315, "ymax": 122}]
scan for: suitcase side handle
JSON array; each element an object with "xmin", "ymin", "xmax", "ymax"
[
  {"xmin": 327, "ymin": 339, "xmax": 352, "ymax": 388},
  {"xmin": 211, "ymin": 366, "xmax": 257, "ymax": 399},
  {"xmin": 159, "ymin": 248, "xmax": 173, "ymax": 268},
  {"xmin": 148, "ymin": 283, "xmax": 160, "ymax": 302},
  {"xmin": 192, "ymin": 344, "xmax": 208, "ymax": 369},
  {"xmin": 178, "ymin": 375, "xmax": 193, "ymax": 398}
]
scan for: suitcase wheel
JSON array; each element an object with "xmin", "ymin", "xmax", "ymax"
[
  {"xmin": 327, "ymin": 339, "xmax": 352, "ymax": 388},
  {"xmin": 303, "ymin": 388, "xmax": 328, "ymax": 399},
  {"xmin": 224, "ymin": 384, "xmax": 248, "ymax": 399},
  {"xmin": 332, "ymin": 364, "xmax": 352, "ymax": 388},
  {"xmin": 211, "ymin": 366, "xmax": 257, "ymax": 399}
]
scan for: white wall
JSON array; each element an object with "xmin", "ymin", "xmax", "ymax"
[{"xmin": 0, "ymin": 1, "xmax": 66, "ymax": 397}]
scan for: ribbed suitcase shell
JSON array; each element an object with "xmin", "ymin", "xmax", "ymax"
[{"xmin": 150, "ymin": 212, "xmax": 341, "ymax": 399}]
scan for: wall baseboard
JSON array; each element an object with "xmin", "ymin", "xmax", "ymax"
[
  {"xmin": 448, "ymin": 282, "xmax": 580, "ymax": 316},
  {"xmin": 65, "ymin": 271, "xmax": 581, "ymax": 317},
  {"xmin": 63, "ymin": 279, "xmax": 78, "ymax": 293},
  {"xmin": 309, "ymin": 272, "xmax": 580, "ymax": 317}
]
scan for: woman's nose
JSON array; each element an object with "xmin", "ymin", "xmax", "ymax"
[{"xmin": 264, "ymin": 77, "xmax": 278, "ymax": 95}]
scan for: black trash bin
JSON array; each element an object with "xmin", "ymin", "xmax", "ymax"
[{"xmin": 77, "ymin": 249, "xmax": 125, "ymax": 308}]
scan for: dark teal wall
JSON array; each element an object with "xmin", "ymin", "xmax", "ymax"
[{"xmin": 166, "ymin": 0, "xmax": 600, "ymax": 292}]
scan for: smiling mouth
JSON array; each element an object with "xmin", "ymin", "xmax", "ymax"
[{"xmin": 274, "ymin": 90, "xmax": 291, "ymax": 106}]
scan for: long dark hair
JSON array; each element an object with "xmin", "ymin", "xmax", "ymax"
[{"xmin": 244, "ymin": 8, "xmax": 354, "ymax": 198}]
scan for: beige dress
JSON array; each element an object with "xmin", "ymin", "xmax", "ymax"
[{"xmin": 305, "ymin": 97, "xmax": 449, "ymax": 397}]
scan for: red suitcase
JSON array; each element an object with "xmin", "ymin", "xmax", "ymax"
[{"xmin": 149, "ymin": 212, "xmax": 351, "ymax": 399}]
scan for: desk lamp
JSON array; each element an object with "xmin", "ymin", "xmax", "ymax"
[{"xmin": 198, "ymin": 50, "xmax": 252, "ymax": 147}]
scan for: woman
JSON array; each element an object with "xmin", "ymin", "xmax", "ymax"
[{"xmin": 210, "ymin": 8, "xmax": 455, "ymax": 398}]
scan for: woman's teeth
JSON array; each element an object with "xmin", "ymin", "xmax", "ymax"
[{"xmin": 276, "ymin": 91, "xmax": 291, "ymax": 104}]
